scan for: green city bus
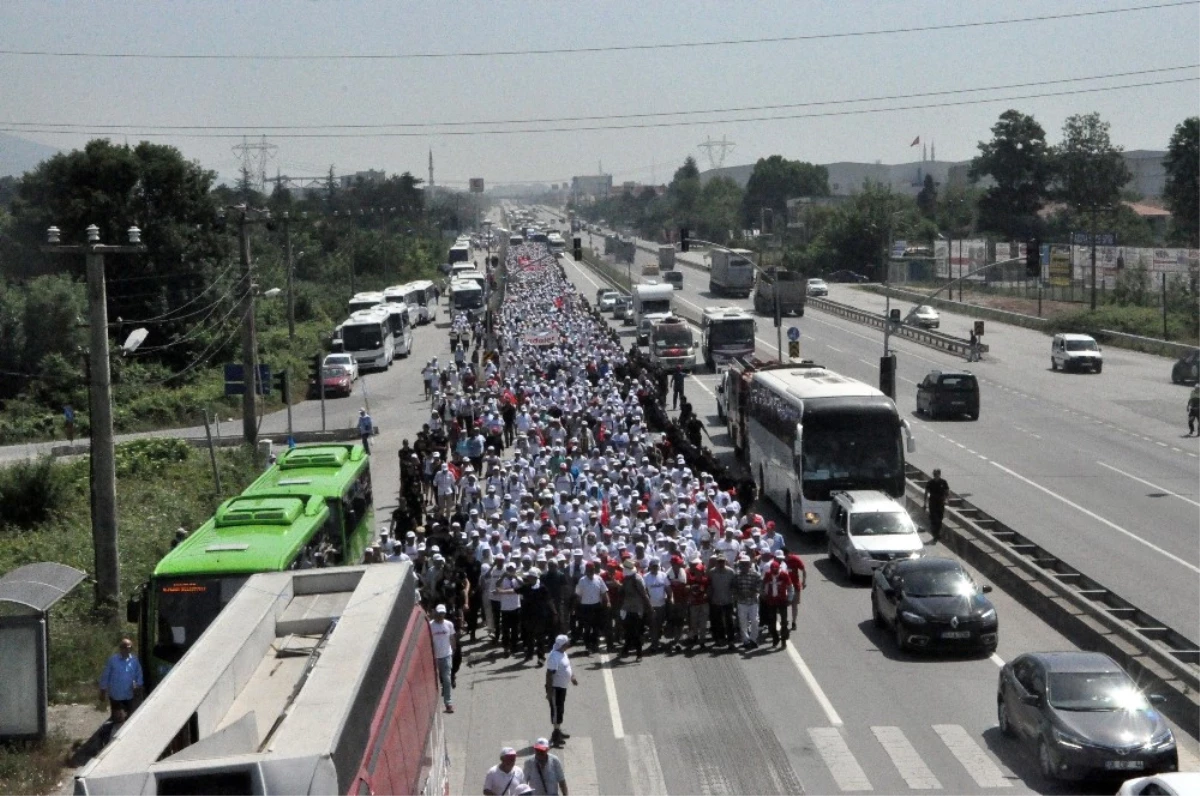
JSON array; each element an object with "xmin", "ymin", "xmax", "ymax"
[{"xmin": 131, "ymin": 443, "xmax": 374, "ymax": 690}]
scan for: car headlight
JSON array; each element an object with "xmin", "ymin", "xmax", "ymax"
[
  {"xmin": 900, "ymin": 610, "xmax": 926, "ymax": 625},
  {"xmin": 979, "ymin": 608, "xmax": 996, "ymax": 622},
  {"xmin": 804, "ymin": 512, "xmax": 821, "ymax": 525},
  {"xmin": 1052, "ymin": 727, "xmax": 1085, "ymax": 749},
  {"xmin": 1147, "ymin": 729, "xmax": 1176, "ymax": 750}
]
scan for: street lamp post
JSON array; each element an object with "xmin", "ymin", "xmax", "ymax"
[{"xmin": 44, "ymin": 224, "xmax": 145, "ymax": 615}]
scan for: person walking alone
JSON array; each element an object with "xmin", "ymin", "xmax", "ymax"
[
  {"xmin": 430, "ymin": 604, "xmax": 456, "ymax": 713},
  {"xmin": 545, "ymin": 635, "xmax": 578, "ymax": 747},
  {"xmin": 924, "ymin": 468, "xmax": 950, "ymax": 544},
  {"xmin": 98, "ymin": 637, "xmax": 143, "ymax": 743},
  {"xmin": 1187, "ymin": 386, "xmax": 1199, "ymax": 436},
  {"xmin": 357, "ymin": 408, "xmax": 373, "ymax": 454},
  {"xmin": 671, "ymin": 366, "xmax": 686, "ymax": 410}
]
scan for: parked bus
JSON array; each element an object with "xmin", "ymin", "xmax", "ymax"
[
  {"xmin": 82, "ymin": 565, "xmax": 450, "ymax": 796},
  {"xmin": 379, "ymin": 299, "xmax": 413, "ymax": 357},
  {"xmin": 448, "ymin": 241, "xmax": 471, "ymax": 265},
  {"xmin": 384, "ymin": 285, "xmax": 420, "ymax": 328},
  {"xmin": 348, "ymin": 291, "xmax": 385, "ymax": 316},
  {"xmin": 701, "ymin": 306, "xmax": 757, "ymax": 369},
  {"xmin": 129, "ymin": 493, "xmax": 337, "ymax": 690},
  {"xmin": 405, "ymin": 280, "xmax": 437, "ymax": 325},
  {"xmin": 341, "ymin": 307, "xmax": 395, "ymax": 370},
  {"xmin": 741, "ymin": 362, "xmax": 915, "ymax": 535}
]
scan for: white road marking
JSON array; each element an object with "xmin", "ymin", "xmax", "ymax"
[
  {"xmin": 871, "ymin": 726, "xmax": 942, "ymax": 789},
  {"xmin": 786, "ymin": 643, "xmax": 843, "ymax": 726},
  {"xmin": 559, "ymin": 735, "xmax": 600, "ymax": 795},
  {"xmin": 809, "ymin": 727, "xmax": 873, "ymax": 791},
  {"xmin": 932, "ymin": 724, "xmax": 1012, "ymax": 788},
  {"xmin": 625, "ymin": 734, "xmax": 669, "ymax": 796},
  {"xmin": 989, "ymin": 652, "xmax": 1005, "ymax": 668},
  {"xmin": 1097, "ymin": 461, "xmax": 1200, "ymax": 508},
  {"xmin": 990, "ymin": 460, "xmax": 1200, "ymax": 574},
  {"xmin": 447, "ymin": 739, "xmax": 466, "ymax": 796},
  {"xmin": 826, "ymin": 344, "xmax": 845, "ymax": 352},
  {"xmin": 567, "ymin": 260, "xmax": 601, "ymax": 290},
  {"xmin": 598, "ymin": 652, "xmax": 625, "ymax": 739},
  {"xmin": 689, "ymin": 375, "xmax": 715, "ymax": 398}
]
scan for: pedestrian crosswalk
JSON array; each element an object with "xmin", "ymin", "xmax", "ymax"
[{"xmin": 809, "ymin": 723, "xmax": 1015, "ymax": 792}]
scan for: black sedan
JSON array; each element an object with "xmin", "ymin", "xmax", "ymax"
[
  {"xmin": 871, "ymin": 557, "xmax": 997, "ymax": 653},
  {"xmin": 827, "ymin": 269, "xmax": 869, "ymax": 283},
  {"xmin": 997, "ymin": 651, "xmax": 1178, "ymax": 782}
]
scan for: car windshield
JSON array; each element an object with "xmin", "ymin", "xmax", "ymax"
[
  {"xmin": 654, "ymin": 326, "xmax": 692, "ymax": 347},
  {"xmin": 901, "ymin": 567, "xmax": 974, "ymax": 597},
  {"xmin": 1047, "ymin": 672, "xmax": 1148, "ymax": 712},
  {"xmin": 917, "ymin": 306, "xmax": 935, "ymax": 314},
  {"xmin": 808, "ymin": 279, "xmax": 824, "ymax": 286},
  {"xmin": 1065, "ymin": 339, "xmax": 1098, "ymax": 351},
  {"xmin": 326, "ymin": 356, "xmax": 351, "ymax": 367},
  {"xmin": 323, "ymin": 366, "xmax": 347, "ymax": 378},
  {"xmin": 849, "ymin": 511, "xmax": 914, "ymax": 536}
]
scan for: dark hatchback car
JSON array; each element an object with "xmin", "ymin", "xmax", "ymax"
[
  {"xmin": 827, "ymin": 269, "xmax": 870, "ymax": 283},
  {"xmin": 871, "ymin": 557, "xmax": 997, "ymax": 654},
  {"xmin": 916, "ymin": 370, "xmax": 979, "ymax": 420},
  {"xmin": 997, "ymin": 652, "xmax": 1178, "ymax": 783},
  {"xmin": 663, "ymin": 270, "xmax": 683, "ymax": 289},
  {"xmin": 1171, "ymin": 349, "xmax": 1198, "ymax": 384}
]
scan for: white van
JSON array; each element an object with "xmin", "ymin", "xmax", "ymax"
[
  {"xmin": 827, "ymin": 490, "xmax": 924, "ymax": 579},
  {"xmin": 1051, "ymin": 333, "xmax": 1103, "ymax": 373}
]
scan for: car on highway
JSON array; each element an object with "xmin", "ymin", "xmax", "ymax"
[
  {"xmin": 312, "ymin": 365, "xmax": 353, "ymax": 398},
  {"xmin": 612, "ymin": 294, "xmax": 632, "ymax": 323},
  {"xmin": 663, "ymin": 270, "xmax": 683, "ymax": 289},
  {"xmin": 997, "ymin": 651, "xmax": 1178, "ymax": 783},
  {"xmin": 827, "ymin": 269, "xmax": 869, "ymax": 283},
  {"xmin": 871, "ymin": 557, "xmax": 997, "ymax": 654},
  {"xmin": 806, "ymin": 278, "xmax": 829, "ymax": 297},
  {"xmin": 827, "ymin": 490, "xmax": 925, "ymax": 580},
  {"xmin": 916, "ymin": 370, "xmax": 979, "ymax": 420},
  {"xmin": 909, "ymin": 304, "xmax": 940, "ymax": 329},
  {"xmin": 1170, "ymin": 349, "xmax": 1198, "ymax": 384},
  {"xmin": 597, "ymin": 289, "xmax": 618, "ymax": 311},
  {"xmin": 1051, "ymin": 333, "xmax": 1103, "ymax": 373},
  {"xmin": 323, "ymin": 353, "xmax": 359, "ymax": 382},
  {"xmin": 1117, "ymin": 772, "xmax": 1200, "ymax": 795}
]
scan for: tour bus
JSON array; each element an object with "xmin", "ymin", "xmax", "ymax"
[
  {"xmin": 448, "ymin": 240, "xmax": 471, "ymax": 265},
  {"xmin": 341, "ymin": 307, "xmax": 395, "ymax": 370},
  {"xmin": 647, "ymin": 315, "xmax": 697, "ymax": 370},
  {"xmin": 384, "ymin": 285, "xmax": 420, "ymax": 328},
  {"xmin": 347, "ymin": 291, "xmax": 385, "ymax": 316},
  {"xmin": 81, "ymin": 565, "xmax": 450, "ymax": 796},
  {"xmin": 744, "ymin": 363, "xmax": 915, "ymax": 534},
  {"xmin": 701, "ymin": 306, "xmax": 757, "ymax": 369},
  {"xmin": 405, "ymin": 279, "xmax": 437, "ymax": 324},
  {"xmin": 546, "ymin": 232, "xmax": 567, "ymax": 256}
]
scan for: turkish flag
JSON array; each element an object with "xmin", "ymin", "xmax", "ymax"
[
  {"xmin": 707, "ymin": 500, "xmax": 723, "ymax": 531},
  {"xmin": 447, "ymin": 462, "xmax": 461, "ymax": 480}
]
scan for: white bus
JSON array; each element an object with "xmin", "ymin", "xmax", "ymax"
[
  {"xmin": 449, "ymin": 278, "xmax": 484, "ymax": 321},
  {"xmin": 347, "ymin": 291, "xmax": 385, "ymax": 316},
  {"xmin": 383, "ymin": 301, "xmax": 413, "ymax": 357},
  {"xmin": 746, "ymin": 364, "xmax": 914, "ymax": 534},
  {"xmin": 405, "ymin": 280, "xmax": 437, "ymax": 324},
  {"xmin": 700, "ymin": 306, "xmax": 757, "ymax": 369},
  {"xmin": 340, "ymin": 307, "xmax": 395, "ymax": 371},
  {"xmin": 547, "ymin": 232, "xmax": 567, "ymax": 256},
  {"xmin": 448, "ymin": 241, "xmax": 472, "ymax": 265},
  {"xmin": 383, "ymin": 285, "xmax": 419, "ymax": 327}
]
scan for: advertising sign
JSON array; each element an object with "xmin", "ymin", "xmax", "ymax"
[{"xmin": 1048, "ymin": 245, "xmax": 1072, "ymax": 286}]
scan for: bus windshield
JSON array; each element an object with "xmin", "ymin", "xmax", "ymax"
[
  {"xmin": 801, "ymin": 420, "xmax": 902, "ymax": 500},
  {"xmin": 152, "ymin": 575, "xmax": 249, "ymax": 665},
  {"xmin": 710, "ymin": 319, "xmax": 755, "ymax": 346},
  {"xmin": 343, "ymin": 324, "xmax": 383, "ymax": 351},
  {"xmin": 641, "ymin": 299, "xmax": 671, "ymax": 314},
  {"xmin": 453, "ymin": 289, "xmax": 483, "ymax": 310}
]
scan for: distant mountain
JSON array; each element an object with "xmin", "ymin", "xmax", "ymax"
[{"xmin": 0, "ymin": 133, "xmax": 60, "ymax": 177}]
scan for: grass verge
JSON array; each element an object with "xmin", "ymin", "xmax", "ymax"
[{"xmin": 0, "ymin": 734, "xmax": 72, "ymax": 796}]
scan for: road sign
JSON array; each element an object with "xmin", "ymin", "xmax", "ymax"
[
  {"xmin": 1071, "ymin": 231, "xmax": 1116, "ymax": 247},
  {"xmin": 788, "ymin": 340, "xmax": 800, "ymax": 358},
  {"xmin": 787, "ymin": 326, "xmax": 801, "ymax": 342},
  {"xmin": 224, "ymin": 364, "xmax": 271, "ymax": 396}
]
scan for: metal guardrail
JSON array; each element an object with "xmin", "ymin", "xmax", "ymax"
[
  {"xmin": 808, "ymin": 296, "xmax": 986, "ymax": 359},
  {"xmin": 903, "ymin": 461, "xmax": 1199, "ymax": 733},
  {"xmin": 866, "ymin": 284, "xmax": 1050, "ymax": 331}
]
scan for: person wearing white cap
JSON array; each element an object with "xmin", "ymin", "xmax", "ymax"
[
  {"xmin": 523, "ymin": 736, "xmax": 569, "ymax": 795},
  {"xmin": 544, "ymin": 635, "xmax": 578, "ymax": 750},
  {"xmin": 482, "ymin": 747, "xmax": 525, "ymax": 795},
  {"xmin": 429, "ymin": 604, "xmax": 455, "ymax": 713}
]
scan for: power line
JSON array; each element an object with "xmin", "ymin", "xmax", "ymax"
[
  {"xmin": 132, "ymin": 305, "xmax": 250, "ymax": 386},
  {"xmin": 133, "ymin": 287, "xmax": 249, "ymax": 353},
  {"xmin": 2, "ymin": 65, "xmax": 1192, "ymax": 133},
  {"xmin": 0, "ymin": 2, "xmax": 1191, "ymax": 60},
  {"xmin": 117, "ymin": 259, "xmax": 241, "ymax": 324},
  {"xmin": 0, "ymin": 77, "xmax": 1191, "ymax": 140}
]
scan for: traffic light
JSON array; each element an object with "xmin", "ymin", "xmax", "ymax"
[
  {"xmin": 490, "ymin": 254, "xmax": 500, "ymax": 268},
  {"xmin": 1025, "ymin": 238, "xmax": 1040, "ymax": 278},
  {"xmin": 309, "ymin": 355, "xmax": 323, "ymax": 392},
  {"xmin": 680, "ymin": 228, "xmax": 690, "ymax": 252},
  {"xmin": 273, "ymin": 369, "xmax": 289, "ymax": 400},
  {"xmin": 572, "ymin": 237, "xmax": 582, "ymax": 261}
]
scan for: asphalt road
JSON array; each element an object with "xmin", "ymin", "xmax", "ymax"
[{"xmin": 578, "ymin": 223, "xmax": 1200, "ymax": 647}]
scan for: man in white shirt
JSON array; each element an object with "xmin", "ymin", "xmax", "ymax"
[
  {"xmin": 545, "ymin": 635, "xmax": 579, "ymax": 749},
  {"xmin": 429, "ymin": 604, "xmax": 455, "ymax": 713},
  {"xmin": 573, "ymin": 563, "xmax": 608, "ymax": 654},
  {"xmin": 482, "ymin": 748, "xmax": 525, "ymax": 796},
  {"xmin": 642, "ymin": 559, "xmax": 670, "ymax": 652}
]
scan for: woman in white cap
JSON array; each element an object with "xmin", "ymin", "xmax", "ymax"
[{"xmin": 545, "ymin": 634, "xmax": 578, "ymax": 747}]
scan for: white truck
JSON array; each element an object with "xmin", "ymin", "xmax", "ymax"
[
  {"xmin": 632, "ymin": 282, "xmax": 674, "ymax": 345},
  {"xmin": 648, "ymin": 315, "xmax": 697, "ymax": 370},
  {"xmin": 657, "ymin": 244, "xmax": 676, "ymax": 271},
  {"xmin": 709, "ymin": 248, "xmax": 756, "ymax": 298}
]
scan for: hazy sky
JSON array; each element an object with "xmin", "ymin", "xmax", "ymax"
[{"xmin": 1, "ymin": 1, "xmax": 1196, "ymax": 188}]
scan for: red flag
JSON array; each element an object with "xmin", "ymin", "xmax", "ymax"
[
  {"xmin": 600, "ymin": 499, "xmax": 610, "ymax": 528},
  {"xmin": 910, "ymin": 135, "xmax": 920, "ymax": 147},
  {"xmin": 554, "ymin": 296, "xmax": 564, "ymax": 309},
  {"xmin": 502, "ymin": 389, "xmax": 516, "ymax": 406},
  {"xmin": 447, "ymin": 462, "xmax": 461, "ymax": 480},
  {"xmin": 707, "ymin": 500, "xmax": 723, "ymax": 531}
]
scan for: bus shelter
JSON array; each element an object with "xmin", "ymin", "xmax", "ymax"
[{"xmin": 0, "ymin": 562, "xmax": 86, "ymax": 740}]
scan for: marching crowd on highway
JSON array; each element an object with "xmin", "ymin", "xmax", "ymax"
[{"xmin": 365, "ymin": 241, "xmax": 808, "ymax": 790}]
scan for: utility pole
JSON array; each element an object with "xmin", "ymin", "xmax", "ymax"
[
  {"xmin": 1089, "ymin": 206, "xmax": 1099, "ymax": 312},
  {"xmin": 238, "ymin": 210, "xmax": 259, "ymax": 446},
  {"xmin": 44, "ymin": 224, "xmax": 145, "ymax": 616},
  {"xmin": 284, "ymin": 211, "xmax": 295, "ymax": 339}
]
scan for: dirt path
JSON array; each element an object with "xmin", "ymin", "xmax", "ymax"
[{"xmin": 45, "ymin": 703, "xmax": 108, "ymax": 795}]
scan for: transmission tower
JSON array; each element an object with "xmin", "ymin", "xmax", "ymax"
[
  {"xmin": 231, "ymin": 135, "xmax": 279, "ymax": 193},
  {"xmin": 698, "ymin": 135, "xmax": 736, "ymax": 170}
]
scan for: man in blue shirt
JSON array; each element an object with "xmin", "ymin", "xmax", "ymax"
[
  {"xmin": 98, "ymin": 637, "xmax": 143, "ymax": 734},
  {"xmin": 357, "ymin": 408, "xmax": 373, "ymax": 454}
]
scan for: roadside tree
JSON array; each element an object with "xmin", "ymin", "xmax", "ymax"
[
  {"xmin": 1163, "ymin": 116, "xmax": 1199, "ymax": 246},
  {"xmin": 968, "ymin": 110, "xmax": 1052, "ymax": 239}
]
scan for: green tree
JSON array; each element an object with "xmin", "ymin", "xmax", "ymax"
[
  {"xmin": 741, "ymin": 155, "xmax": 829, "ymax": 229},
  {"xmin": 667, "ymin": 157, "xmax": 701, "ymax": 231},
  {"xmin": 696, "ymin": 177, "xmax": 744, "ymax": 244},
  {"xmin": 1053, "ymin": 112, "xmax": 1131, "ymax": 213},
  {"xmin": 968, "ymin": 110, "xmax": 1052, "ymax": 239},
  {"xmin": 916, "ymin": 174, "xmax": 938, "ymax": 219},
  {"xmin": 1163, "ymin": 117, "xmax": 1199, "ymax": 246}
]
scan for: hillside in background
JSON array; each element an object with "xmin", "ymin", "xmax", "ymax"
[{"xmin": 0, "ymin": 133, "xmax": 60, "ymax": 177}]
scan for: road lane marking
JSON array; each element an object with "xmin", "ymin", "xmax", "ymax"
[
  {"xmin": 809, "ymin": 727, "xmax": 872, "ymax": 791},
  {"xmin": 447, "ymin": 739, "xmax": 466, "ymax": 796},
  {"xmin": 598, "ymin": 652, "xmax": 625, "ymax": 739},
  {"xmin": 871, "ymin": 726, "xmax": 942, "ymax": 789},
  {"xmin": 990, "ymin": 461, "xmax": 1200, "ymax": 574},
  {"xmin": 689, "ymin": 376, "xmax": 715, "ymax": 398},
  {"xmin": 785, "ymin": 643, "xmax": 843, "ymax": 726},
  {"xmin": 932, "ymin": 724, "xmax": 1011, "ymax": 788},
  {"xmin": 625, "ymin": 734, "xmax": 669, "ymax": 796},
  {"xmin": 827, "ymin": 344, "xmax": 844, "ymax": 352},
  {"xmin": 1097, "ymin": 461, "xmax": 1200, "ymax": 508},
  {"xmin": 989, "ymin": 653, "xmax": 1005, "ymax": 668},
  {"xmin": 560, "ymin": 735, "xmax": 600, "ymax": 796}
]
